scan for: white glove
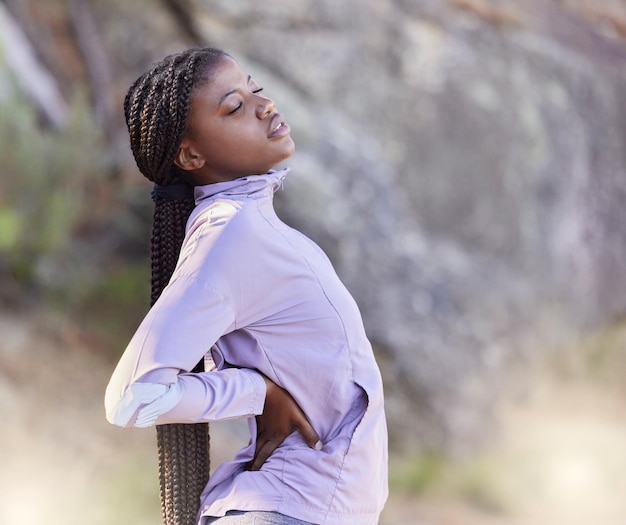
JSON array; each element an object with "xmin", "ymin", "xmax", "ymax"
[{"xmin": 107, "ymin": 381, "xmax": 183, "ymax": 428}]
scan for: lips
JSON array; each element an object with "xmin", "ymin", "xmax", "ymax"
[{"xmin": 268, "ymin": 113, "xmax": 291, "ymax": 139}]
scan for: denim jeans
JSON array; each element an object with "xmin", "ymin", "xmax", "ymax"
[{"xmin": 205, "ymin": 510, "xmax": 314, "ymax": 524}]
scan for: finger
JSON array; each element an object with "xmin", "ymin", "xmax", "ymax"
[
  {"xmin": 250, "ymin": 438, "xmax": 277, "ymax": 471},
  {"xmin": 293, "ymin": 413, "xmax": 323, "ymax": 451}
]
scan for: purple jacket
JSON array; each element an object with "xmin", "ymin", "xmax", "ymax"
[{"xmin": 105, "ymin": 169, "xmax": 388, "ymax": 524}]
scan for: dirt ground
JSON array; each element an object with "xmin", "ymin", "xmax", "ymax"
[{"xmin": 1, "ymin": 311, "xmax": 625, "ymax": 525}]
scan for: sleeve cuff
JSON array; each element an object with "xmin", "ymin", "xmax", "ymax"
[{"xmin": 242, "ymin": 368, "xmax": 267, "ymax": 415}]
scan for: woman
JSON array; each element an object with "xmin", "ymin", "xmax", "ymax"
[{"xmin": 105, "ymin": 47, "xmax": 388, "ymax": 525}]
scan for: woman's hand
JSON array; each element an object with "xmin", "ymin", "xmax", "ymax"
[{"xmin": 248, "ymin": 375, "xmax": 323, "ymax": 471}]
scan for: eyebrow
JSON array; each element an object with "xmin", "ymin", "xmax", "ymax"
[{"xmin": 218, "ymin": 75, "xmax": 252, "ymax": 106}]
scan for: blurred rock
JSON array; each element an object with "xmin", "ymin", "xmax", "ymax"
[
  {"xmin": 4, "ymin": 0, "xmax": 626, "ymax": 452},
  {"xmin": 178, "ymin": 0, "xmax": 626, "ymax": 450}
]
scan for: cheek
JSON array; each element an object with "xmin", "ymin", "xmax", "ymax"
[
  {"xmin": 196, "ymin": 125, "xmax": 240, "ymax": 159},
  {"xmin": 211, "ymin": 122, "xmax": 252, "ymax": 149},
  {"xmin": 205, "ymin": 132, "xmax": 256, "ymax": 166}
]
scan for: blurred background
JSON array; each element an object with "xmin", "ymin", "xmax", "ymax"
[{"xmin": 1, "ymin": 0, "xmax": 626, "ymax": 524}]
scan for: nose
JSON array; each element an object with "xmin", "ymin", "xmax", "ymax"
[{"xmin": 256, "ymin": 95, "xmax": 276, "ymax": 119}]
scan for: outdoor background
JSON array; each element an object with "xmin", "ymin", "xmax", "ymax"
[{"xmin": 1, "ymin": 0, "xmax": 626, "ymax": 524}]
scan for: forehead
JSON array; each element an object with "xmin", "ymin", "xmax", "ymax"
[{"xmin": 194, "ymin": 56, "xmax": 248, "ymax": 103}]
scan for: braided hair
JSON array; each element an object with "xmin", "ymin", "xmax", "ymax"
[
  {"xmin": 123, "ymin": 47, "xmax": 228, "ymax": 525},
  {"xmin": 124, "ymin": 47, "xmax": 228, "ymax": 304}
]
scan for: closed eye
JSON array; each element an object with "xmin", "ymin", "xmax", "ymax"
[
  {"xmin": 226, "ymin": 87, "xmax": 264, "ymax": 114},
  {"xmin": 228, "ymin": 102, "xmax": 243, "ymax": 115}
]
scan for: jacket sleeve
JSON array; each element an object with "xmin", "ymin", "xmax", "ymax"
[{"xmin": 104, "ymin": 273, "xmax": 266, "ymax": 428}]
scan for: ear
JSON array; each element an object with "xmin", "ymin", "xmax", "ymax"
[{"xmin": 174, "ymin": 139, "xmax": 206, "ymax": 171}]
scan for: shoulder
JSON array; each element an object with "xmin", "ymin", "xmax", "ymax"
[
  {"xmin": 187, "ymin": 198, "xmax": 260, "ymax": 242},
  {"xmin": 176, "ymin": 199, "xmax": 263, "ymax": 276}
]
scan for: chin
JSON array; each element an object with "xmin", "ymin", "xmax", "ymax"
[{"xmin": 282, "ymin": 139, "xmax": 296, "ymax": 160}]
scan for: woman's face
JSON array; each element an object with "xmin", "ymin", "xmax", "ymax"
[{"xmin": 175, "ymin": 55, "xmax": 295, "ymax": 184}]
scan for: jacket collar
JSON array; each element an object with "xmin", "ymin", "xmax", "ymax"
[{"xmin": 194, "ymin": 168, "xmax": 289, "ymax": 204}]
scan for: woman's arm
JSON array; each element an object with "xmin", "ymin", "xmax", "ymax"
[
  {"xmin": 104, "ymin": 273, "xmax": 322, "ymax": 460},
  {"xmin": 105, "ymin": 366, "xmax": 267, "ymax": 428},
  {"xmin": 105, "ymin": 274, "xmax": 244, "ymax": 426}
]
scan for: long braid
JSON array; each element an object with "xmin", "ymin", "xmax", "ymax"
[
  {"xmin": 150, "ymin": 198, "xmax": 196, "ymax": 305},
  {"xmin": 123, "ymin": 47, "xmax": 228, "ymax": 525}
]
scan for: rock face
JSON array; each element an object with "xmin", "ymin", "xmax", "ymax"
[
  {"xmin": 4, "ymin": 0, "xmax": 626, "ymax": 451},
  {"xmin": 176, "ymin": 0, "xmax": 626, "ymax": 450}
]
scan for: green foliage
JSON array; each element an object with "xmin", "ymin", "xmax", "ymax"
[
  {"xmin": 78, "ymin": 263, "xmax": 151, "ymax": 354},
  {"xmin": 452, "ymin": 459, "xmax": 509, "ymax": 514},
  {"xmin": 545, "ymin": 318, "xmax": 626, "ymax": 388},
  {"xmin": 0, "ymin": 90, "xmax": 105, "ymax": 291},
  {"xmin": 0, "ymin": 87, "xmax": 158, "ymax": 360},
  {"xmin": 0, "ymin": 206, "xmax": 20, "ymax": 250},
  {"xmin": 389, "ymin": 450, "xmax": 447, "ymax": 494},
  {"xmin": 581, "ymin": 320, "xmax": 626, "ymax": 382},
  {"xmin": 389, "ymin": 450, "xmax": 510, "ymax": 513}
]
